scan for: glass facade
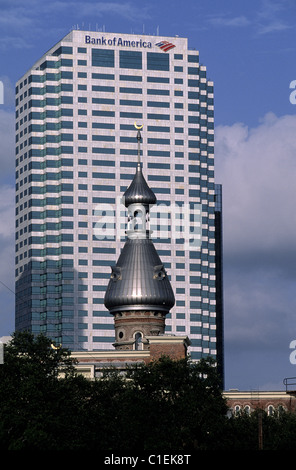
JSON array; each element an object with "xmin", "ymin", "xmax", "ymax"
[{"xmin": 15, "ymin": 31, "xmax": 222, "ymax": 372}]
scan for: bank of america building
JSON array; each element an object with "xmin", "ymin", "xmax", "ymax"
[{"xmin": 15, "ymin": 30, "xmax": 223, "ymax": 372}]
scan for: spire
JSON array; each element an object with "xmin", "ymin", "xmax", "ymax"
[
  {"xmin": 104, "ymin": 125, "xmax": 175, "ymax": 350},
  {"xmin": 123, "ymin": 125, "xmax": 157, "ymax": 208}
]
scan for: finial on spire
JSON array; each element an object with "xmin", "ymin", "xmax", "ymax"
[{"xmin": 134, "ymin": 122, "xmax": 143, "ymax": 167}]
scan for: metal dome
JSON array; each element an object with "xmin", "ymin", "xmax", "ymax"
[
  {"xmin": 123, "ymin": 163, "xmax": 157, "ymax": 208},
  {"xmin": 104, "ymin": 238, "xmax": 175, "ymax": 314}
]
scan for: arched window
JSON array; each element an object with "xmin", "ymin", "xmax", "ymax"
[
  {"xmin": 134, "ymin": 332, "xmax": 143, "ymax": 351},
  {"xmin": 134, "ymin": 209, "xmax": 143, "ymax": 231},
  {"xmin": 267, "ymin": 405, "xmax": 275, "ymax": 416},
  {"xmin": 244, "ymin": 405, "xmax": 251, "ymax": 415},
  {"xmin": 234, "ymin": 405, "xmax": 241, "ymax": 416}
]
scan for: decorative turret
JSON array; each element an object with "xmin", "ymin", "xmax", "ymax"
[{"xmin": 104, "ymin": 125, "xmax": 175, "ymax": 351}]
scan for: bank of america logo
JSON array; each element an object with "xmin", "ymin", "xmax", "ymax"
[{"xmin": 155, "ymin": 41, "xmax": 176, "ymax": 52}]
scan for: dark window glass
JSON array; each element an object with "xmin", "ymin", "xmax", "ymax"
[
  {"xmin": 188, "ymin": 54, "xmax": 199, "ymax": 63},
  {"xmin": 92, "ymin": 73, "xmax": 114, "ymax": 80},
  {"xmin": 147, "ymin": 52, "xmax": 169, "ymax": 71},
  {"xmin": 120, "ymin": 74, "xmax": 142, "ymax": 81},
  {"xmin": 147, "ymin": 76, "xmax": 169, "ymax": 83},
  {"xmin": 120, "ymin": 51, "xmax": 142, "ymax": 69},
  {"xmin": 92, "ymin": 49, "xmax": 114, "ymax": 67}
]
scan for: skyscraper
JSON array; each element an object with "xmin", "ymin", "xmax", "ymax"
[{"xmin": 15, "ymin": 30, "xmax": 222, "ymax": 373}]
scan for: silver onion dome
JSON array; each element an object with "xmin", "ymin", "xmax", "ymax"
[
  {"xmin": 104, "ymin": 237, "xmax": 175, "ymax": 313},
  {"xmin": 104, "ymin": 126, "xmax": 175, "ymax": 315},
  {"xmin": 123, "ymin": 163, "xmax": 157, "ymax": 208},
  {"xmin": 122, "ymin": 128, "xmax": 157, "ymax": 208}
]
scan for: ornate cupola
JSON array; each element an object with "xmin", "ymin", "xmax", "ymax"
[{"xmin": 104, "ymin": 125, "xmax": 175, "ymax": 351}]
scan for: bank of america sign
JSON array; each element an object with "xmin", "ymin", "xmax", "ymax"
[{"xmin": 84, "ymin": 35, "xmax": 176, "ymax": 52}]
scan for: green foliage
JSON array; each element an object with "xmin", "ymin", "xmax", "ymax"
[
  {"xmin": 123, "ymin": 356, "xmax": 228, "ymax": 451},
  {"xmin": 2, "ymin": 332, "xmax": 296, "ymax": 451},
  {"xmin": 0, "ymin": 331, "xmax": 87, "ymax": 450}
]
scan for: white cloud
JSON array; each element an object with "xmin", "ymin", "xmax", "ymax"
[
  {"xmin": 0, "ymin": 183, "xmax": 15, "ymax": 335},
  {"xmin": 215, "ymin": 112, "xmax": 296, "ymax": 261},
  {"xmin": 0, "ymin": 109, "xmax": 15, "ymax": 180},
  {"xmin": 208, "ymin": 15, "xmax": 250, "ymax": 28},
  {"xmin": 0, "ymin": 185, "xmax": 14, "ymax": 239},
  {"xmin": 0, "ymin": 184, "xmax": 15, "ymax": 295},
  {"xmin": 256, "ymin": 0, "xmax": 292, "ymax": 34},
  {"xmin": 215, "ymin": 113, "xmax": 296, "ymax": 362},
  {"xmin": 206, "ymin": 0, "xmax": 293, "ymax": 36}
]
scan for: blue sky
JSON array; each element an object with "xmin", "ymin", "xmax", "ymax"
[{"xmin": 1, "ymin": 0, "xmax": 296, "ymax": 391}]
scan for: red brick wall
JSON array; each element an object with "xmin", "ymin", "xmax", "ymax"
[{"xmin": 149, "ymin": 341, "xmax": 187, "ymax": 361}]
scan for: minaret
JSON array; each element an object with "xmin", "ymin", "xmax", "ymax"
[{"xmin": 104, "ymin": 126, "xmax": 175, "ymax": 351}]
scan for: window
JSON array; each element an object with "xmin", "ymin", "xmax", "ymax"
[
  {"xmin": 147, "ymin": 113, "xmax": 169, "ymax": 120},
  {"xmin": 148, "ymin": 174, "xmax": 170, "ymax": 181},
  {"xmin": 92, "ymin": 97, "xmax": 115, "ymax": 105},
  {"xmin": 147, "ymin": 101, "xmax": 169, "ymax": 108},
  {"xmin": 244, "ymin": 405, "xmax": 251, "ymax": 415},
  {"xmin": 188, "ymin": 67, "xmax": 199, "ymax": 75},
  {"xmin": 92, "ymin": 72, "xmax": 114, "ymax": 80},
  {"xmin": 53, "ymin": 46, "xmax": 72, "ymax": 55},
  {"xmin": 188, "ymin": 79, "xmax": 199, "ymax": 88},
  {"xmin": 147, "ymin": 52, "xmax": 169, "ymax": 71},
  {"xmin": 134, "ymin": 332, "xmax": 143, "ymax": 350},
  {"xmin": 147, "ymin": 76, "xmax": 169, "ymax": 83},
  {"xmin": 120, "ymin": 87, "xmax": 142, "ymax": 94},
  {"xmin": 267, "ymin": 405, "xmax": 275, "ymax": 416},
  {"xmin": 120, "ymin": 99, "xmax": 142, "ymax": 107},
  {"xmin": 234, "ymin": 405, "xmax": 241, "ymax": 416},
  {"xmin": 147, "ymin": 138, "xmax": 170, "ymax": 145},
  {"xmin": 92, "ymin": 85, "xmax": 115, "ymax": 92},
  {"xmin": 120, "ymin": 111, "xmax": 142, "ymax": 119},
  {"xmin": 120, "ymin": 50, "xmax": 142, "ymax": 69},
  {"xmin": 148, "ymin": 125, "xmax": 170, "ymax": 133},
  {"xmin": 188, "ymin": 54, "xmax": 199, "ymax": 63},
  {"xmin": 147, "ymin": 89, "xmax": 169, "ymax": 96},
  {"xmin": 120, "ymin": 74, "xmax": 142, "ymax": 81},
  {"xmin": 92, "ymin": 49, "xmax": 114, "ymax": 67}
]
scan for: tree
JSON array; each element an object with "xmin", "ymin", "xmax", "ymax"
[
  {"xmin": 118, "ymin": 356, "xmax": 228, "ymax": 451},
  {"xmin": 0, "ymin": 331, "xmax": 90, "ymax": 450}
]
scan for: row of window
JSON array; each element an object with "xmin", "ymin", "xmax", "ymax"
[
  {"xmin": 26, "ymin": 288, "xmax": 216, "ymax": 303},
  {"xmin": 27, "ymin": 49, "xmax": 200, "ymax": 73},
  {"xmin": 17, "ymin": 114, "xmax": 213, "ymax": 130},
  {"xmin": 16, "ymin": 161, "xmax": 187, "ymax": 174},
  {"xmin": 20, "ymin": 72, "xmax": 209, "ymax": 87},
  {"xmin": 29, "ymin": 321, "xmax": 216, "ymax": 335},
  {"xmin": 22, "ymin": 85, "xmax": 209, "ymax": 97},
  {"xmin": 17, "ymin": 143, "xmax": 214, "ymax": 161},
  {"xmin": 20, "ymin": 96, "xmax": 212, "ymax": 109},
  {"xmin": 19, "ymin": 130, "xmax": 213, "ymax": 145},
  {"xmin": 25, "ymin": 294, "xmax": 217, "ymax": 313},
  {"xmin": 26, "ymin": 310, "xmax": 213, "ymax": 321},
  {"xmin": 17, "ymin": 235, "xmax": 215, "ymax": 260}
]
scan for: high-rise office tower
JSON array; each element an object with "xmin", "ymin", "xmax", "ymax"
[{"xmin": 15, "ymin": 30, "xmax": 222, "ymax": 374}]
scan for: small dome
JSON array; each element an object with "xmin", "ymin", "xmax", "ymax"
[{"xmin": 123, "ymin": 164, "xmax": 157, "ymax": 208}]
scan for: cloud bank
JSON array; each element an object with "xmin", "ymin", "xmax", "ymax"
[{"xmin": 215, "ymin": 112, "xmax": 296, "ymax": 388}]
